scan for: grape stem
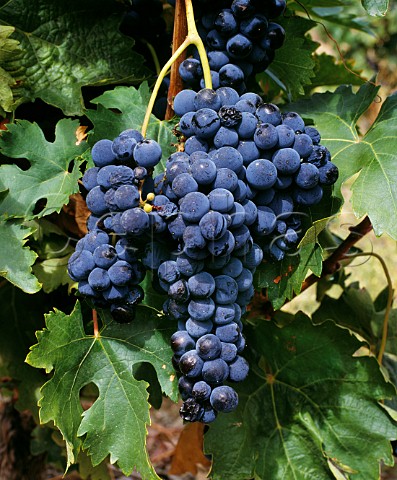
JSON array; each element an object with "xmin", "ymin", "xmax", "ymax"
[{"xmin": 141, "ymin": 0, "xmax": 212, "ymax": 137}]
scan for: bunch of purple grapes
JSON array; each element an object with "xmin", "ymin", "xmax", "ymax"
[
  {"xmin": 179, "ymin": 0, "xmax": 286, "ymax": 92},
  {"xmin": 67, "ymin": 129, "xmax": 165, "ymax": 322},
  {"xmin": 68, "ymin": 80, "xmax": 338, "ymax": 423},
  {"xmin": 147, "ymin": 85, "xmax": 338, "ymax": 421}
]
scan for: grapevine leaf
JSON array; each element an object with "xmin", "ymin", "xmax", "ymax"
[
  {"xmin": 260, "ymin": 16, "xmax": 317, "ymax": 100},
  {"xmin": 312, "ymin": 282, "xmax": 378, "ymax": 342},
  {"xmin": 305, "ymin": 53, "xmax": 365, "ymax": 92},
  {"xmin": 86, "ymin": 83, "xmax": 176, "ymax": 172},
  {"xmin": 29, "ymin": 218, "xmax": 75, "ymax": 293},
  {"xmin": 254, "ymin": 255, "xmax": 299, "ymax": 310},
  {"xmin": 291, "ymin": 242, "xmax": 322, "ymax": 281},
  {"xmin": 298, "ymin": 216, "xmax": 335, "ymax": 247},
  {"xmin": 254, "ymin": 243, "xmax": 322, "ymax": 309},
  {"xmin": 0, "ymin": 219, "xmax": 41, "ymax": 293},
  {"xmin": 313, "ymin": 282, "xmax": 397, "ymax": 354},
  {"xmin": 288, "ymin": 3, "xmax": 374, "ymax": 33},
  {"xmin": 361, "ymin": 0, "xmax": 389, "ymax": 16},
  {"xmin": 77, "ymin": 451, "xmax": 112, "ymax": 480},
  {"xmin": 205, "ymin": 316, "xmax": 397, "ymax": 480},
  {"xmin": 372, "ymin": 287, "xmax": 397, "ymax": 356},
  {"xmin": 0, "ymin": 118, "xmax": 88, "ymax": 219},
  {"xmin": 32, "ymin": 254, "xmax": 73, "ymax": 294},
  {"xmin": 351, "ymin": 93, "xmax": 397, "ymax": 238},
  {"xmin": 141, "ymin": 271, "xmax": 167, "ymax": 312},
  {"xmin": 26, "ymin": 301, "xmax": 178, "ymax": 477},
  {"xmin": 31, "ymin": 424, "xmax": 65, "ymax": 465},
  {"xmin": 298, "ymin": 192, "xmax": 342, "ymax": 247},
  {"xmin": 289, "ymin": 83, "xmax": 397, "ymax": 239},
  {"xmin": 383, "ymin": 354, "xmax": 397, "ymax": 413},
  {"xmin": 0, "ymin": 26, "xmax": 22, "ymax": 114},
  {"xmin": 0, "ymin": 0, "xmax": 150, "ymax": 115},
  {"xmin": 0, "ymin": 283, "xmax": 46, "ymax": 418}
]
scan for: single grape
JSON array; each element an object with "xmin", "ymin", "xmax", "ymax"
[
  {"xmin": 91, "ymin": 139, "xmax": 117, "ymax": 167},
  {"xmin": 134, "ymin": 139, "xmax": 162, "ymax": 168},
  {"xmin": 68, "ymin": 250, "xmax": 96, "ymax": 281},
  {"xmin": 93, "ymin": 244, "xmax": 118, "ymax": 269},
  {"xmin": 202, "ymin": 358, "xmax": 229, "ymax": 384},
  {"xmin": 196, "ymin": 334, "xmax": 222, "ymax": 360},
  {"xmin": 179, "ymin": 350, "xmax": 205, "ymax": 377},
  {"xmin": 246, "ymin": 159, "xmax": 277, "ymax": 190},
  {"xmin": 120, "ymin": 208, "xmax": 150, "ymax": 235},
  {"xmin": 174, "ymin": 89, "xmax": 197, "ymax": 116}
]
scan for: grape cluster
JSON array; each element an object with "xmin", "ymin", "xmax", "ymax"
[
  {"xmin": 69, "ymin": 84, "xmax": 338, "ymax": 423},
  {"xmin": 68, "ymin": 129, "xmax": 165, "ymax": 322},
  {"xmin": 179, "ymin": 0, "xmax": 286, "ymax": 92},
  {"xmin": 148, "ymin": 85, "xmax": 338, "ymax": 420}
]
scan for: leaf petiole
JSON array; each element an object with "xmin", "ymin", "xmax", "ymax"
[{"xmin": 346, "ymin": 251, "xmax": 393, "ymax": 364}]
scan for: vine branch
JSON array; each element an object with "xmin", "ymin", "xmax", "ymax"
[{"xmin": 166, "ymin": 0, "xmax": 188, "ymax": 120}]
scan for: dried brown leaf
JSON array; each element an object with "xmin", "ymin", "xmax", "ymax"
[{"xmin": 168, "ymin": 422, "xmax": 211, "ymax": 476}]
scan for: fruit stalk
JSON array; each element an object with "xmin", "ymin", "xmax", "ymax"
[{"xmin": 141, "ymin": 0, "xmax": 212, "ymax": 137}]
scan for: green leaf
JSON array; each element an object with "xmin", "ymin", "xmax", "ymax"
[
  {"xmin": 312, "ymin": 282, "xmax": 378, "ymax": 342},
  {"xmin": 260, "ymin": 16, "xmax": 317, "ymax": 100},
  {"xmin": 29, "ymin": 218, "xmax": 75, "ymax": 293},
  {"xmin": 0, "ymin": 26, "xmax": 22, "ymax": 114},
  {"xmin": 141, "ymin": 270, "xmax": 167, "ymax": 312},
  {"xmin": 288, "ymin": 3, "xmax": 375, "ymax": 33},
  {"xmin": 32, "ymin": 254, "xmax": 73, "ymax": 294},
  {"xmin": 26, "ymin": 301, "xmax": 178, "ymax": 477},
  {"xmin": 0, "ymin": 219, "xmax": 41, "ymax": 293},
  {"xmin": 306, "ymin": 53, "xmax": 365, "ymax": 92},
  {"xmin": 205, "ymin": 316, "xmax": 397, "ymax": 480},
  {"xmin": 351, "ymin": 93, "xmax": 397, "ymax": 238},
  {"xmin": 254, "ymin": 255, "xmax": 299, "ymax": 310},
  {"xmin": 78, "ymin": 451, "xmax": 111, "ymax": 480},
  {"xmin": 298, "ymin": 192, "xmax": 342, "ymax": 247},
  {"xmin": 255, "ymin": 243, "xmax": 322, "ymax": 309},
  {"xmin": 361, "ymin": 0, "xmax": 389, "ymax": 16},
  {"xmin": 0, "ymin": 283, "xmax": 46, "ymax": 417},
  {"xmin": 0, "ymin": 0, "xmax": 150, "ymax": 115},
  {"xmin": 0, "ymin": 118, "xmax": 88, "ymax": 219},
  {"xmin": 289, "ymin": 83, "xmax": 397, "ymax": 239},
  {"xmin": 31, "ymin": 424, "xmax": 65, "ymax": 466},
  {"xmin": 86, "ymin": 83, "xmax": 176, "ymax": 171}
]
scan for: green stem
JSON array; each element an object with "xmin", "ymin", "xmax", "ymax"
[
  {"xmin": 184, "ymin": 0, "xmax": 212, "ymax": 89},
  {"xmin": 141, "ymin": 38, "xmax": 190, "ymax": 137},
  {"xmin": 141, "ymin": 0, "xmax": 212, "ymax": 137},
  {"xmin": 346, "ymin": 251, "xmax": 393, "ymax": 364}
]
